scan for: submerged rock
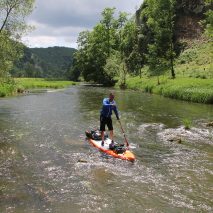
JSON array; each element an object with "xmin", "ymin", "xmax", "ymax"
[
  {"xmin": 168, "ymin": 137, "xmax": 182, "ymax": 144},
  {"xmin": 77, "ymin": 159, "xmax": 88, "ymax": 163},
  {"xmin": 206, "ymin": 121, "xmax": 213, "ymax": 127}
]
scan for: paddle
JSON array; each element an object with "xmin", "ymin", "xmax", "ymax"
[{"xmin": 118, "ymin": 120, "xmax": 129, "ymax": 148}]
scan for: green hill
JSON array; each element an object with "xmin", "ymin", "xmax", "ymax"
[
  {"xmin": 11, "ymin": 46, "xmax": 76, "ymax": 79},
  {"xmin": 125, "ymin": 39, "xmax": 213, "ymax": 104},
  {"xmin": 175, "ymin": 40, "xmax": 213, "ymax": 79}
]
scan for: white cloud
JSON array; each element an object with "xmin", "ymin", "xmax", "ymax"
[
  {"xmin": 23, "ymin": 0, "xmax": 143, "ymax": 48},
  {"xmin": 22, "ymin": 35, "xmax": 78, "ymax": 48}
]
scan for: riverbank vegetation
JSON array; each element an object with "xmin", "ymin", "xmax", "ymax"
[
  {"xmin": 15, "ymin": 78, "xmax": 77, "ymax": 90},
  {"xmin": 125, "ymin": 40, "xmax": 213, "ymax": 104},
  {"xmin": 0, "ymin": 78, "xmax": 77, "ymax": 97},
  {"xmin": 71, "ymin": 0, "xmax": 212, "ymax": 104},
  {"xmin": 0, "ymin": 1, "xmax": 77, "ymax": 97},
  {"xmin": 0, "ymin": 0, "xmax": 35, "ymax": 96},
  {"xmin": 126, "ymin": 76, "xmax": 213, "ymax": 104},
  {"xmin": 0, "ymin": 78, "xmax": 16, "ymax": 97}
]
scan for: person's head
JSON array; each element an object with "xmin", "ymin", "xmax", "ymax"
[{"xmin": 109, "ymin": 92, "xmax": 115, "ymax": 101}]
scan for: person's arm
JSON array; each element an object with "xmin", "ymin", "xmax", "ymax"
[
  {"xmin": 113, "ymin": 103, "xmax": 119, "ymax": 120},
  {"xmin": 103, "ymin": 98, "xmax": 112, "ymax": 106}
]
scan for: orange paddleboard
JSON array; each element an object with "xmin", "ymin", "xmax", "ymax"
[{"xmin": 86, "ymin": 131, "xmax": 135, "ymax": 162}]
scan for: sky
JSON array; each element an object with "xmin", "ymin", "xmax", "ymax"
[{"xmin": 22, "ymin": 0, "xmax": 142, "ymax": 49}]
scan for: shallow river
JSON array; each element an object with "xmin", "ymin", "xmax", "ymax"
[{"xmin": 0, "ymin": 86, "xmax": 213, "ymax": 213}]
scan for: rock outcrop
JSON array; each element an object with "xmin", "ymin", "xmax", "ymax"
[
  {"xmin": 175, "ymin": 0, "xmax": 206, "ymax": 40},
  {"xmin": 136, "ymin": 0, "xmax": 210, "ymax": 41}
]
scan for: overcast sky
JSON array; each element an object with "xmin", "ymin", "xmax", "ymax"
[{"xmin": 22, "ymin": 0, "xmax": 142, "ymax": 49}]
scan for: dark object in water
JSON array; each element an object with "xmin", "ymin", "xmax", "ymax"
[
  {"xmin": 78, "ymin": 159, "xmax": 88, "ymax": 163},
  {"xmin": 206, "ymin": 121, "xmax": 213, "ymax": 127}
]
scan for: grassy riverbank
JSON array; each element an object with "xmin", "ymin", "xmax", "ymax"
[
  {"xmin": 15, "ymin": 78, "xmax": 77, "ymax": 90},
  {"xmin": 175, "ymin": 41, "xmax": 213, "ymax": 79},
  {"xmin": 0, "ymin": 78, "xmax": 77, "ymax": 97},
  {"xmin": 126, "ymin": 76, "xmax": 213, "ymax": 104},
  {"xmin": 125, "ymin": 40, "xmax": 213, "ymax": 104},
  {"xmin": 0, "ymin": 81, "xmax": 16, "ymax": 97}
]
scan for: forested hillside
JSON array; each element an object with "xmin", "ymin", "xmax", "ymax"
[{"xmin": 10, "ymin": 46, "xmax": 76, "ymax": 79}]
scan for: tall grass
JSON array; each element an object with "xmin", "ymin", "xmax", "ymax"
[
  {"xmin": 0, "ymin": 78, "xmax": 16, "ymax": 97},
  {"xmin": 182, "ymin": 118, "xmax": 192, "ymax": 130},
  {"xmin": 0, "ymin": 83, "xmax": 16, "ymax": 97},
  {"xmin": 175, "ymin": 41, "xmax": 213, "ymax": 79},
  {"xmin": 15, "ymin": 78, "xmax": 77, "ymax": 90},
  {"xmin": 0, "ymin": 78, "xmax": 78, "ymax": 97},
  {"xmin": 125, "ymin": 76, "xmax": 213, "ymax": 104}
]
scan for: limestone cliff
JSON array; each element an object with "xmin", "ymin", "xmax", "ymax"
[
  {"xmin": 136, "ymin": 0, "xmax": 211, "ymax": 41},
  {"xmin": 175, "ymin": 0, "xmax": 205, "ymax": 39}
]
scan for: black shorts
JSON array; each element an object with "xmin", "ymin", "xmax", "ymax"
[{"xmin": 100, "ymin": 116, "xmax": 113, "ymax": 131}]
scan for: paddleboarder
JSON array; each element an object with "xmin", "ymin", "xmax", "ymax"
[{"xmin": 100, "ymin": 92, "xmax": 119, "ymax": 147}]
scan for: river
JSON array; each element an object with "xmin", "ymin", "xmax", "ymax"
[{"xmin": 0, "ymin": 86, "xmax": 212, "ymax": 213}]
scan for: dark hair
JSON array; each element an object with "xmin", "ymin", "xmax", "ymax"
[{"xmin": 109, "ymin": 92, "xmax": 114, "ymax": 98}]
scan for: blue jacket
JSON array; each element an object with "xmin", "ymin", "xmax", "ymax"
[{"xmin": 100, "ymin": 98, "xmax": 119, "ymax": 119}]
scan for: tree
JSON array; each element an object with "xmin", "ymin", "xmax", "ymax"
[
  {"xmin": 0, "ymin": 31, "xmax": 22, "ymax": 79},
  {"xmin": 74, "ymin": 30, "xmax": 91, "ymax": 81},
  {"xmin": 0, "ymin": 0, "xmax": 35, "ymax": 79},
  {"xmin": 143, "ymin": 0, "xmax": 176, "ymax": 79},
  {"xmin": 101, "ymin": 7, "xmax": 116, "ymax": 57},
  {"xmin": 103, "ymin": 51, "xmax": 121, "ymax": 85},
  {"xmin": 74, "ymin": 7, "xmax": 140, "ymax": 86},
  {"xmin": 66, "ymin": 56, "xmax": 81, "ymax": 81},
  {"xmin": 203, "ymin": 0, "xmax": 213, "ymax": 40},
  {"xmin": 75, "ymin": 8, "xmax": 120, "ymax": 86},
  {"xmin": 114, "ymin": 12, "xmax": 129, "ymax": 49},
  {"xmin": 0, "ymin": 0, "xmax": 34, "ymax": 36}
]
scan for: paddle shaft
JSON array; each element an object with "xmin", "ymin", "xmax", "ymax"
[{"xmin": 118, "ymin": 120, "xmax": 129, "ymax": 147}]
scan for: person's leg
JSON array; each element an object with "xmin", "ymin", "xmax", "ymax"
[
  {"xmin": 107, "ymin": 117, "xmax": 114, "ymax": 147},
  {"xmin": 109, "ymin": 130, "xmax": 114, "ymax": 142},
  {"xmin": 100, "ymin": 115, "xmax": 105, "ymax": 146},
  {"xmin": 101, "ymin": 131, "xmax": 105, "ymax": 144}
]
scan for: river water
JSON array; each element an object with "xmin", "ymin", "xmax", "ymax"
[{"xmin": 0, "ymin": 86, "xmax": 212, "ymax": 213}]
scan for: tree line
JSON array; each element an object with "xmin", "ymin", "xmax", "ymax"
[
  {"xmin": 71, "ymin": 0, "xmax": 213, "ymax": 86},
  {"xmin": 0, "ymin": 0, "xmax": 35, "ymax": 83}
]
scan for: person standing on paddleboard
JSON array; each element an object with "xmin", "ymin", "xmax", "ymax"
[{"xmin": 100, "ymin": 92, "xmax": 119, "ymax": 147}]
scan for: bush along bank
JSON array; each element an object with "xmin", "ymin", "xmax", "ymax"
[
  {"xmin": 0, "ymin": 82, "xmax": 16, "ymax": 97},
  {"xmin": 0, "ymin": 78, "xmax": 17, "ymax": 97},
  {"xmin": 125, "ymin": 76, "xmax": 213, "ymax": 104}
]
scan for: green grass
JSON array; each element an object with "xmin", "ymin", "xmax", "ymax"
[
  {"xmin": 182, "ymin": 118, "xmax": 192, "ymax": 130},
  {"xmin": 124, "ymin": 40, "xmax": 213, "ymax": 104},
  {"xmin": 15, "ymin": 78, "xmax": 78, "ymax": 90},
  {"xmin": 0, "ymin": 82, "xmax": 16, "ymax": 97},
  {"xmin": 175, "ymin": 40, "xmax": 213, "ymax": 79},
  {"xmin": 125, "ymin": 76, "xmax": 213, "ymax": 104},
  {"xmin": 0, "ymin": 78, "xmax": 78, "ymax": 97}
]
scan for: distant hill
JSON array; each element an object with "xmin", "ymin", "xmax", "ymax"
[{"xmin": 11, "ymin": 46, "xmax": 77, "ymax": 79}]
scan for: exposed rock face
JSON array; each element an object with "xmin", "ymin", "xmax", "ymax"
[
  {"xmin": 175, "ymin": 0, "xmax": 206, "ymax": 39},
  {"xmin": 136, "ymin": 0, "xmax": 208, "ymax": 40}
]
